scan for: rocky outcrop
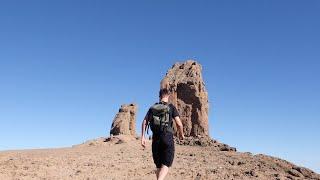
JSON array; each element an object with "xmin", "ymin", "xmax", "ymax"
[
  {"xmin": 175, "ymin": 136, "xmax": 237, "ymax": 151},
  {"xmin": 161, "ymin": 60, "xmax": 209, "ymax": 137},
  {"xmin": 110, "ymin": 104, "xmax": 137, "ymax": 136}
]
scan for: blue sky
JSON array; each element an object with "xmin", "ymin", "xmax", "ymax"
[{"xmin": 0, "ymin": 0, "xmax": 319, "ymax": 173}]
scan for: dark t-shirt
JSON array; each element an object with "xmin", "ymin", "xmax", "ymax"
[{"xmin": 146, "ymin": 102, "xmax": 180, "ymax": 134}]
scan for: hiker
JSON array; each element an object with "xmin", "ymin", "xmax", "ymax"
[{"xmin": 141, "ymin": 89, "xmax": 185, "ymax": 180}]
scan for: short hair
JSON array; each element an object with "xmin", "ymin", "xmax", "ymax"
[{"xmin": 159, "ymin": 89, "xmax": 170, "ymax": 98}]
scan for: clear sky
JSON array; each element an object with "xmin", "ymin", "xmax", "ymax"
[{"xmin": 0, "ymin": 0, "xmax": 319, "ymax": 173}]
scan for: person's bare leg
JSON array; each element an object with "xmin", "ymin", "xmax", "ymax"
[
  {"xmin": 157, "ymin": 165, "xmax": 169, "ymax": 180},
  {"xmin": 156, "ymin": 168, "xmax": 160, "ymax": 179}
]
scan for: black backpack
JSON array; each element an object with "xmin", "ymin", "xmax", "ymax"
[{"xmin": 146, "ymin": 102, "xmax": 173, "ymax": 134}]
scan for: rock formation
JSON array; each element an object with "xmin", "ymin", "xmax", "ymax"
[
  {"xmin": 110, "ymin": 104, "xmax": 137, "ymax": 136},
  {"xmin": 175, "ymin": 136, "xmax": 236, "ymax": 151},
  {"xmin": 161, "ymin": 60, "xmax": 209, "ymax": 137}
]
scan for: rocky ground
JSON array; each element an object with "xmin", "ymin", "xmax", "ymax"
[{"xmin": 0, "ymin": 135, "xmax": 319, "ymax": 180}]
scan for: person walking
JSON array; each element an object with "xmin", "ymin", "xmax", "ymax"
[{"xmin": 141, "ymin": 89, "xmax": 185, "ymax": 180}]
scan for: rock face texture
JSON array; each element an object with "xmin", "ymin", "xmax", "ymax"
[
  {"xmin": 161, "ymin": 60, "xmax": 209, "ymax": 137},
  {"xmin": 110, "ymin": 104, "xmax": 137, "ymax": 136}
]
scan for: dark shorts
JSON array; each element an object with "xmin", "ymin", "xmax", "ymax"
[{"xmin": 152, "ymin": 132, "xmax": 175, "ymax": 168}]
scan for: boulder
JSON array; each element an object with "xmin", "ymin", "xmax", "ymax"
[
  {"xmin": 161, "ymin": 60, "xmax": 209, "ymax": 137},
  {"xmin": 110, "ymin": 104, "xmax": 137, "ymax": 136}
]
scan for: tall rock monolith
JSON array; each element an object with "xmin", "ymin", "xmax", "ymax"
[
  {"xmin": 161, "ymin": 60, "xmax": 209, "ymax": 137},
  {"xmin": 110, "ymin": 104, "xmax": 137, "ymax": 136}
]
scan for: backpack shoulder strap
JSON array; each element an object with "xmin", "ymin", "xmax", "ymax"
[{"xmin": 145, "ymin": 103, "xmax": 159, "ymax": 135}]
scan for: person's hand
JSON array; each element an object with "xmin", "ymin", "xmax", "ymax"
[
  {"xmin": 141, "ymin": 137, "xmax": 146, "ymax": 149},
  {"xmin": 179, "ymin": 133, "xmax": 185, "ymax": 140}
]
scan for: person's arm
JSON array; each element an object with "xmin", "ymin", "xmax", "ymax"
[
  {"xmin": 141, "ymin": 113, "xmax": 148, "ymax": 148},
  {"xmin": 174, "ymin": 116, "xmax": 185, "ymax": 140},
  {"xmin": 141, "ymin": 118, "xmax": 147, "ymax": 138}
]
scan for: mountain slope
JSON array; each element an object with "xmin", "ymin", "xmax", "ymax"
[{"xmin": 0, "ymin": 135, "xmax": 319, "ymax": 180}]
